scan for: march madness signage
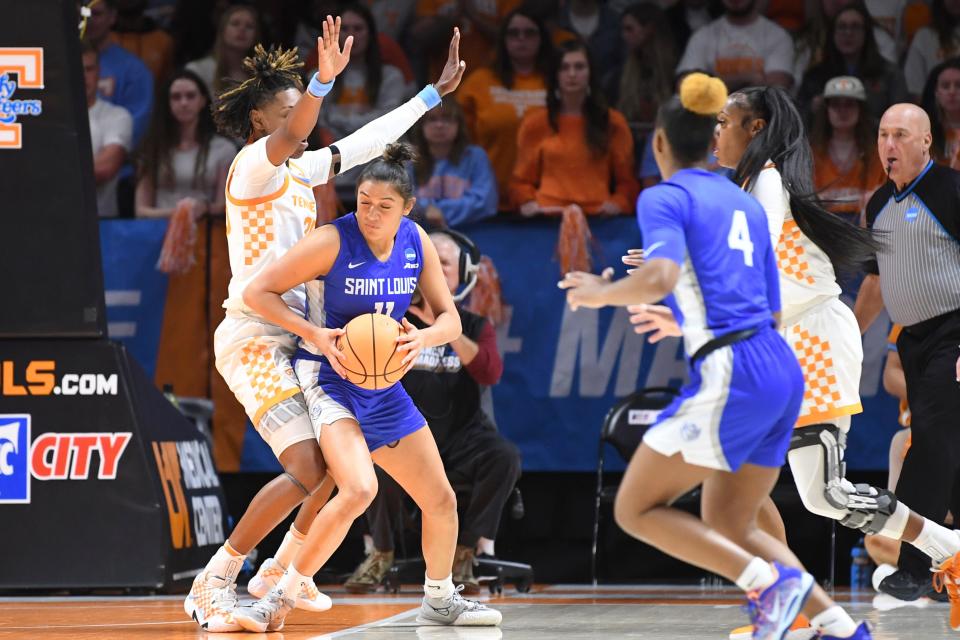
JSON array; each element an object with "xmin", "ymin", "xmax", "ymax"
[{"xmin": 0, "ymin": 340, "xmax": 228, "ymax": 590}]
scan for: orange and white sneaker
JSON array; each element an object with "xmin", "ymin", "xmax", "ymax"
[
  {"xmin": 247, "ymin": 557, "xmax": 332, "ymax": 612},
  {"xmin": 728, "ymin": 614, "xmax": 815, "ymax": 640},
  {"xmin": 184, "ymin": 570, "xmax": 241, "ymax": 632},
  {"xmin": 933, "ymin": 552, "xmax": 960, "ymax": 630}
]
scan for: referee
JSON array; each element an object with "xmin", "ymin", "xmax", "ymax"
[{"xmin": 857, "ymin": 103, "xmax": 960, "ymax": 599}]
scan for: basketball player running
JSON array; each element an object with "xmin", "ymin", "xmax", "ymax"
[
  {"xmin": 560, "ymin": 73, "xmax": 870, "ymax": 640},
  {"xmin": 185, "ymin": 19, "xmax": 468, "ymax": 632},
  {"xmin": 712, "ymin": 87, "xmax": 960, "ymax": 636},
  {"xmin": 233, "ymin": 143, "xmax": 501, "ymax": 632},
  {"xmin": 633, "ymin": 85, "xmax": 960, "ymax": 637}
]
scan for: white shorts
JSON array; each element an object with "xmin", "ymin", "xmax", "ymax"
[
  {"xmin": 214, "ymin": 315, "xmax": 316, "ymax": 457},
  {"xmin": 780, "ymin": 297, "xmax": 863, "ymax": 428},
  {"xmin": 292, "ymin": 357, "xmax": 356, "ymax": 436}
]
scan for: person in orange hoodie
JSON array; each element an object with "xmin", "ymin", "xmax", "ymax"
[
  {"xmin": 458, "ymin": 8, "xmax": 553, "ymax": 210},
  {"xmin": 510, "ymin": 39, "xmax": 638, "ymax": 217}
]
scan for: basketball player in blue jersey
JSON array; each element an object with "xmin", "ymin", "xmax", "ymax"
[
  {"xmin": 560, "ymin": 73, "xmax": 870, "ymax": 640},
  {"xmin": 234, "ymin": 142, "xmax": 501, "ymax": 632}
]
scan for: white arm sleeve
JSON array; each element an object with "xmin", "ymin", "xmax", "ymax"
[
  {"xmin": 331, "ymin": 93, "xmax": 430, "ymax": 175},
  {"xmin": 750, "ymin": 167, "xmax": 789, "ymax": 245}
]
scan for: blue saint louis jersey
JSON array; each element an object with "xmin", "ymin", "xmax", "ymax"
[
  {"xmin": 638, "ymin": 168, "xmax": 781, "ymax": 357},
  {"xmin": 312, "ymin": 213, "xmax": 424, "ymax": 330}
]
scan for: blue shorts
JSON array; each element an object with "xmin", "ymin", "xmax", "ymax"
[
  {"xmin": 295, "ymin": 350, "xmax": 426, "ymax": 452},
  {"xmin": 643, "ymin": 326, "xmax": 804, "ymax": 472}
]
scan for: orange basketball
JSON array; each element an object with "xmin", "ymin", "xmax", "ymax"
[{"xmin": 335, "ymin": 313, "xmax": 407, "ymax": 390}]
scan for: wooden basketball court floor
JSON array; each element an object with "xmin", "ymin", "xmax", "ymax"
[{"xmin": 1, "ymin": 584, "xmax": 956, "ymax": 639}]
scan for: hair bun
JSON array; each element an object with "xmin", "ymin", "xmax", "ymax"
[
  {"xmin": 382, "ymin": 142, "xmax": 417, "ymax": 165},
  {"xmin": 679, "ymin": 73, "xmax": 727, "ymax": 116}
]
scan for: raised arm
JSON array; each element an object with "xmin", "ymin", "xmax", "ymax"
[
  {"xmin": 265, "ymin": 15, "xmax": 353, "ymax": 166},
  {"xmin": 327, "ymin": 28, "xmax": 467, "ymax": 177}
]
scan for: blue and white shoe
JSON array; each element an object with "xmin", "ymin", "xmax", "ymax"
[
  {"xmin": 820, "ymin": 621, "xmax": 872, "ymax": 639},
  {"xmin": 746, "ymin": 561, "xmax": 815, "ymax": 640}
]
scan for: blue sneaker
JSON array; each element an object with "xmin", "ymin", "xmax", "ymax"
[
  {"xmin": 746, "ymin": 561, "xmax": 815, "ymax": 640},
  {"xmin": 819, "ymin": 621, "xmax": 872, "ymax": 639}
]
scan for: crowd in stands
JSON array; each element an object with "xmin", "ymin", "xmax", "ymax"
[{"xmin": 88, "ymin": 0, "xmax": 960, "ymax": 232}]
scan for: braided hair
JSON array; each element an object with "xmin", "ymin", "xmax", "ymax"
[
  {"xmin": 730, "ymin": 86, "xmax": 879, "ymax": 272},
  {"xmin": 212, "ymin": 44, "xmax": 304, "ymax": 141}
]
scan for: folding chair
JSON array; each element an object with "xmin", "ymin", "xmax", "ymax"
[{"xmin": 591, "ymin": 387, "xmax": 682, "ymax": 585}]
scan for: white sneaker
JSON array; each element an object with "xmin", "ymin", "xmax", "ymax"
[
  {"xmin": 247, "ymin": 557, "xmax": 332, "ymax": 612},
  {"xmin": 233, "ymin": 586, "xmax": 295, "ymax": 632},
  {"xmin": 183, "ymin": 570, "xmax": 241, "ymax": 633},
  {"xmin": 417, "ymin": 585, "xmax": 502, "ymax": 626}
]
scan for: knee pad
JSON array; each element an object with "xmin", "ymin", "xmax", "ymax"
[{"xmin": 788, "ymin": 423, "xmax": 902, "ymax": 536}]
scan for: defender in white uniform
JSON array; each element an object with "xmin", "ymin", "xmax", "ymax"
[{"xmin": 185, "ymin": 22, "xmax": 468, "ymax": 632}]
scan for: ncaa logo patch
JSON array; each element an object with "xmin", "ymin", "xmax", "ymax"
[
  {"xmin": 904, "ymin": 207, "xmax": 919, "ymax": 222},
  {"xmin": 404, "ymin": 247, "xmax": 417, "ymax": 262},
  {"xmin": 0, "ymin": 414, "xmax": 30, "ymax": 503}
]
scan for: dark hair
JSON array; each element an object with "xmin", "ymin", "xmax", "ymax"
[
  {"xmin": 617, "ymin": 2, "xmax": 676, "ymax": 123},
  {"xmin": 493, "ymin": 8, "xmax": 553, "ymax": 89},
  {"xmin": 331, "ymin": 2, "xmax": 383, "ymax": 104},
  {"xmin": 410, "ymin": 99, "xmax": 470, "ymax": 185},
  {"xmin": 79, "ymin": 39, "xmax": 98, "ymax": 60},
  {"xmin": 731, "ymin": 86, "xmax": 879, "ymax": 272},
  {"xmin": 547, "ymin": 40, "xmax": 609, "ymax": 154},
  {"xmin": 820, "ymin": 3, "xmax": 886, "ymax": 80},
  {"xmin": 656, "ymin": 95, "xmax": 717, "ymax": 165},
  {"xmin": 933, "ymin": 0, "xmax": 960, "ymax": 57},
  {"xmin": 922, "ymin": 57, "xmax": 960, "ymax": 162},
  {"xmin": 357, "ymin": 142, "xmax": 417, "ymax": 201},
  {"xmin": 212, "ymin": 44, "xmax": 304, "ymax": 141},
  {"xmin": 212, "ymin": 5, "xmax": 262, "ymax": 94},
  {"xmin": 809, "ymin": 92, "xmax": 877, "ymax": 187},
  {"xmin": 140, "ymin": 69, "xmax": 217, "ymax": 191}
]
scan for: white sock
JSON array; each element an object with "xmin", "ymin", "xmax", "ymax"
[
  {"xmin": 876, "ymin": 502, "xmax": 910, "ymax": 538},
  {"xmin": 424, "ymin": 573, "xmax": 455, "ymax": 599},
  {"xmin": 275, "ymin": 525, "xmax": 306, "ymax": 569},
  {"xmin": 911, "ymin": 519, "xmax": 960, "ymax": 564},
  {"xmin": 810, "ymin": 605, "xmax": 858, "ymax": 637},
  {"xmin": 206, "ymin": 542, "xmax": 245, "ymax": 582},
  {"xmin": 363, "ymin": 533, "xmax": 375, "ymax": 556},
  {"xmin": 476, "ymin": 537, "xmax": 495, "ymax": 556},
  {"xmin": 735, "ymin": 557, "xmax": 776, "ymax": 592},
  {"xmin": 276, "ymin": 565, "xmax": 308, "ymax": 596}
]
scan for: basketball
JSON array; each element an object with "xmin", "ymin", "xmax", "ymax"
[{"xmin": 335, "ymin": 313, "xmax": 407, "ymax": 390}]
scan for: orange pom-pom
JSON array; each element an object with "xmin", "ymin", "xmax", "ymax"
[
  {"xmin": 556, "ymin": 204, "xmax": 593, "ymax": 274},
  {"xmin": 466, "ymin": 255, "xmax": 505, "ymax": 325},
  {"xmin": 156, "ymin": 202, "xmax": 198, "ymax": 275}
]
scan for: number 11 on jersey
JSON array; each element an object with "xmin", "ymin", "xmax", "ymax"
[{"xmin": 727, "ymin": 210, "xmax": 755, "ymax": 267}]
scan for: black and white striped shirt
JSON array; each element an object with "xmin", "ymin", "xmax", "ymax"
[{"xmin": 865, "ymin": 161, "xmax": 960, "ymax": 327}]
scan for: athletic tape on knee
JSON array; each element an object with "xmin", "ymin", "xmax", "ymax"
[{"xmin": 283, "ymin": 471, "xmax": 313, "ymax": 497}]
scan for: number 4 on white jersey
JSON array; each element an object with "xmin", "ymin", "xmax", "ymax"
[{"xmin": 727, "ymin": 210, "xmax": 754, "ymax": 267}]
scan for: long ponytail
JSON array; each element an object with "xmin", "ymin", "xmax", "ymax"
[{"xmin": 731, "ymin": 86, "xmax": 880, "ymax": 273}]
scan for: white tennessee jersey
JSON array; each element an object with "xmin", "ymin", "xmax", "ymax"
[
  {"xmin": 223, "ymin": 136, "xmax": 333, "ymax": 317},
  {"xmin": 749, "ymin": 165, "xmax": 841, "ymax": 324}
]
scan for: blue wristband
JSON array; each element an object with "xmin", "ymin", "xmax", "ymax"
[
  {"xmin": 307, "ymin": 73, "xmax": 334, "ymax": 98},
  {"xmin": 417, "ymin": 84, "xmax": 442, "ymax": 109}
]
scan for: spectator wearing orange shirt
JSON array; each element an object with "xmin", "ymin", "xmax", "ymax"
[
  {"xmin": 111, "ymin": 0, "xmax": 175, "ymax": 86},
  {"xmin": 458, "ymin": 8, "xmax": 552, "ymax": 210},
  {"xmin": 510, "ymin": 40, "xmax": 638, "ymax": 216},
  {"xmin": 923, "ymin": 58, "xmax": 960, "ymax": 169},
  {"xmin": 810, "ymin": 76, "xmax": 885, "ymax": 224}
]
